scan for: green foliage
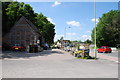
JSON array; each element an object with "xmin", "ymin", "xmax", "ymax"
[
  {"xmin": 77, "ymin": 56, "xmax": 97, "ymax": 60},
  {"xmin": 71, "ymin": 40, "xmax": 78, "ymax": 42},
  {"xmin": 76, "ymin": 44, "xmax": 80, "ymax": 49},
  {"xmin": 117, "ymin": 48, "xmax": 120, "ymax": 50},
  {"xmin": 2, "ymin": 1, "xmax": 55, "ymax": 44},
  {"xmin": 91, "ymin": 46, "xmax": 99, "ymax": 49},
  {"xmin": 91, "ymin": 10, "xmax": 120, "ymax": 48},
  {"xmin": 84, "ymin": 39, "xmax": 92, "ymax": 44},
  {"xmin": 3, "ymin": 2, "xmax": 37, "ymax": 36},
  {"xmin": 71, "ymin": 40, "xmax": 82, "ymax": 43},
  {"xmin": 35, "ymin": 13, "xmax": 55, "ymax": 44},
  {"xmin": 2, "ymin": 2, "xmax": 11, "ymax": 36}
]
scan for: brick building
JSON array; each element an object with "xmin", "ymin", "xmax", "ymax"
[{"xmin": 2, "ymin": 16, "xmax": 42, "ymax": 47}]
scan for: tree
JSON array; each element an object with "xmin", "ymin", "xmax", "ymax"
[
  {"xmin": 70, "ymin": 40, "xmax": 82, "ymax": 43},
  {"xmin": 35, "ymin": 13, "xmax": 55, "ymax": 44},
  {"xmin": 2, "ymin": 1, "xmax": 55, "ymax": 44},
  {"xmin": 71, "ymin": 40, "xmax": 78, "ymax": 42},
  {"xmin": 2, "ymin": 2, "xmax": 11, "ymax": 36},
  {"xmin": 84, "ymin": 39, "xmax": 92, "ymax": 44},
  {"xmin": 78, "ymin": 40, "xmax": 82, "ymax": 43},
  {"xmin": 91, "ymin": 10, "xmax": 120, "ymax": 48},
  {"xmin": 60, "ymin": 36, "xmax": 64, "ymax": 41},
  {"xmin": 3, "ymin": 2, "xmax": 37, "ymax": 36}
]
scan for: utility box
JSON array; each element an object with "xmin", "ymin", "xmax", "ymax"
[{"xmin": 27, "ymin": 45, "xmax": 38, "ymax": 53}]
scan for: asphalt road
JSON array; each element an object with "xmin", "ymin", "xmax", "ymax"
[{"xmin": 2, "ymin": 49, "xmax": 118, "ymax": 78}]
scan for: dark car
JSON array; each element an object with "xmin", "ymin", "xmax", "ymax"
[
  {"xmin": 11, "ymin": 44, "xmax": 25, "ymax": 51},
  {"xmin": 97, "ymin": 46, "xmax": 112, "ymax": 53}
]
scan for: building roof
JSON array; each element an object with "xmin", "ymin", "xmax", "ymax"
[
  {"xmin": 63, "ymin": 40, "xmax": 70, "ymax": 43},
  {"xmin": 12, "ymin": 16, "xmax": 41, "ymax": 35}
]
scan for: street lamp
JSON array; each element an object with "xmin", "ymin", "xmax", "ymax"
[
  {"xmin": 64, "ymin": 26, "xmax": 71, "ymax": 40},
  {"xmin": 64, "ymin": 27, "xmax": 66, "ymax": 40},
  {"xmin": 64, "ymin": 26, "xmax": 71, "ymax": 48},
  {"xmin": 94, "ymin": 0, "xmax": 97, "ymax": 59}
]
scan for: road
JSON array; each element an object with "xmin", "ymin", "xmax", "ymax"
[{"xmin": 2, "ymin": 49, "xmax": 118, "ymax": 78}]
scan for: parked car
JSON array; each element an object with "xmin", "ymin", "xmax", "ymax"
[
  {"xmin": 11, "ymin": 44, "xmax": 25, "ymax": 51},
  {"xmin": 97, "ymin": 46, "xmax": 112, "ymax": 53}
]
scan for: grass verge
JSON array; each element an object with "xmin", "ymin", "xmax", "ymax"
[{"xmin": 77, "ymin": 56, "xmax": 98, "ymax": 60}]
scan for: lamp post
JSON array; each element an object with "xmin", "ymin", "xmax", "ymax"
[
  {"xmin": 94, "ymin": 0, "xmax": 97, "ymax": 59},
  {"xmin": 64, "ymin": 26, "xmax": 71, "ymax": 40},
  {"xmin": 64, "ymin": 26, "xmax": 71, "ymax": 48},
  {"xmin": 64, "ymin": 27, "xmax": 66, "ymax": 40}
]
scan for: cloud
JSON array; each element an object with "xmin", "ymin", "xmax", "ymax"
[
  {"xmin": 52, "ymin": 1, "xmax": 61, "ymax": 7},
  {"xmin": 47, "ymin": 17, "xmax": 55, "ymax": 25},
  {"xmin": 66, "ymin": 21, "xmax": 80, "ymax": 27},
  {"xmin": 82, "ymin": 35, "xmax": 88, "ymax": 38},
  {"xmin": 54, "ymin": 34, "xmax": 64, "ymax": 42},
  {"xmin": 81, "ymin": 35, "xmax": 91, "ymax": 41},
  {"xmin": 67, "ymin": 33, "xmax": 77, "ymax": 36},
  {"xmin": 86, "ymin": 30, "xmax": 91, "ymax": 33},
  {"xmin": 91, "ymin": 18, "xmax": 99, "ymax": 23}
]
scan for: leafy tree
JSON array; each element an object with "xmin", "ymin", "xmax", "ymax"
[
  {"xmin": 71, "ymin": 40, "xmax": 78, "ymax": 42},
  {"xmin": 78, "ymin": 40, "xmax": 82, "ymax": 43},
  {"xmin": 84, "ymin": 39, "xmax": 92, "ymax": 44},
  {"xmin": 2, "ymin": 2, "xmax": 11, "ymax": 36},
  {"xmin": 91, "ymin": 10, "xmax": 120, "ymax": 48},
  {"xmin": 71, "ymin": 40, "xmax": 82, "ymax": 43},
  {"xmin": 2, "ymin": 1, "xmax": 55, "ymax": 44},
  {"xmin": 6, "ymin": 2, "xmax": 36, "ymax": 23},
  {"xmin": 60, "ymin": 36, "xmax": 64, "ymax": 41},
  {"xmin": 2, "ymin": 2, "xmax": 37, "ymax": 36},
  {"xmin": 35, "ymin": 13, "xmax": 55, "ymax": 44}
]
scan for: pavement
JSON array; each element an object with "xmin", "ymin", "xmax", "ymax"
[
  {"xmin": 1, "ymin": 49, "xmax": 118, "ymax": 78},
  {"xmin": 1, "ymin": 49, "xmax": 74, "ymax": 60},
  {"xmin": 90, "ymin": 49, "xmax": 119, "ymax": 63}
]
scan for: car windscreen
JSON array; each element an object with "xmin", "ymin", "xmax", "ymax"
[
  {"xmin": 101, "ymin": 47, "xmax": 110, "ymax": 48},
  {"xmin": 15, "ymin": 44, "xmax": 20, "ymax": 46}
]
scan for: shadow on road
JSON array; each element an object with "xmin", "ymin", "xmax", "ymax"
[{"xmin": 1, "ymin": 49, "xmax": 64, "ymax": 59}]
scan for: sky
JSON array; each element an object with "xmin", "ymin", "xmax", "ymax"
[{"xmin": 23, "ymin": 2, "xmax": 118, "ymax": 42}]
